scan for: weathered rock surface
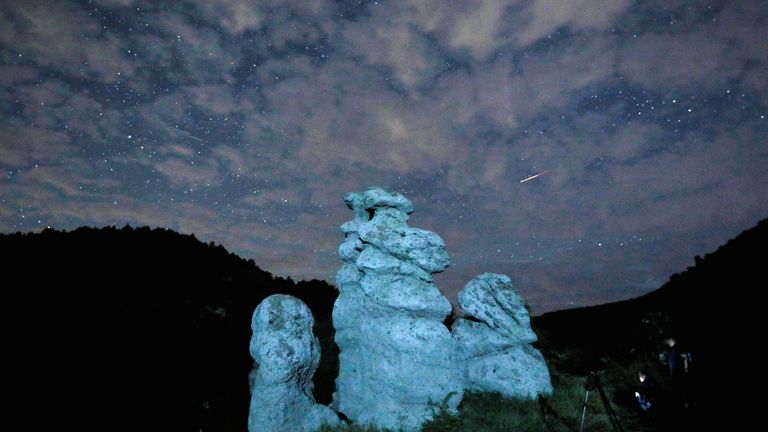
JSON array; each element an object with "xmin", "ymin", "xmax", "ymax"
[
  {"xmin": 453, "ymin": 273, "xmax": 553, "ymax": 399},
  {"xmin": 332, "ymin": 189, "xmax": 554, "ymax": 430},
  {"xmin": 248, "ymin": 294, "xmax": 338, "ymax": 432},
  {"xmin": 333, "ymin": 187, "xmax": 462, "ymax": 431}
]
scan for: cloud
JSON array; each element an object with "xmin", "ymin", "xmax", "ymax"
[
  {"xmin": 211, "ymin": 145, "xmax": 248, "ymax": 172},
  {"xmin": 339, "ymin": 16, "xmax": 442, "ymax": 89},
  {"xmin": 261, "ymin": 58, "xmax": 455, "ymax": 175},
  {"xmin": 93, "ymin": 0, "xmax": 136, "ymax": 6},
  {"xmin": 0, "ymin": 1, "xmax": 138, "ymax": 84},
  {"xmin": 14, "ymin": 80, "xmax": 107, "ymax": 142},
  {"xmin": 0, "ymin": 1, "xmax": 95, "ymax": 65},
  {"xmin": 150, "ymin": 157, "xmax": 222, "ymax": 188},
  {"xmin": 444, "ymin": 0, "xmax": 510, "ymax": 59},
  {"xmin": 0, "ymin": 119, "xmax": 74, "ymax": 168},
  {"xmin": 81, "ymin": 34, "xmax": 137, "ymax": 83},
  {"xmin": 518, "ymin": 0, "xmax": 631, "ymax": 46},
  {"xmin": 1, "ymin": 0, "xmax": 766, "ymax": 313},
  {"xmin": 619, "ymin": 30, "xmax": 738, "ymax": 90},
  {"xmin": 240, "ymin": 187, "xmax": 305, "ymax": 208},
  {"xmin": 16, "ymin": 163, "xmax": 91, "ymax": 197},
  {"xmin": 0, "ymin": 182, "xmax": 231, "ymax": 247},
  {"xmin": 0, "ymin": 65, "xmax": 38, "ymax": 86},
  {"xmin": 147, "ymin": 12, "xmax": 237, "ymax": 85},
  {"xmin": 604, "ymin": 121, "xmax": 768, "ymax": 233},
  {"xmin": 339, "ymin": 0, "xmax": 631, "ymax": 75},
  {"xmin": 620, "ymin": 1, "xmax": 768, "ymax": 93},
  {"xmin": 254, "ymin": 31, "xmax": 618, "ymax": 191},
  {"xmin": 185, "ymin": 85, "xmax": 246, "ymax": 116},
  {"xmin": 193, "ymin": 0, "xmax": 263, "ymax": 35}
]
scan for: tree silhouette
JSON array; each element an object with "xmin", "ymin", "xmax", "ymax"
[{"xmin": 2, "ymin": 225, "xmax": 338, "ymax": 431}]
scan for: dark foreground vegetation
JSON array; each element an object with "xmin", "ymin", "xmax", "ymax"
[
  {"xmin": 3, "ymin": 226, "xmax": 337, "ymax": 431},
  {"xmin": 4, "ymin": 219, "xmax": 763, "ymax": 430}
]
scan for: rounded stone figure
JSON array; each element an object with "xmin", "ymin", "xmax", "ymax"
[
  {"xmin": 248, "ymin": 295, "xmax": 338, "ymax": 432},
  {"xmin": 453, "ymin": 273, "xmax": 553, "ymax": 399}
]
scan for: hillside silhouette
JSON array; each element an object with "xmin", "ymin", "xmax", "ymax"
[
  {"xmin": 4, "ymin": 220, "xmax": 762, "ymax": 430},
  {"xmin": 533, "ymin": 218, "xmax": 765, "ymax": 422},
  {"xmin": 2, "ymin": 225, "xmax": 338, "ymax": 431},
  {"xmin": 535, "ymin": 219, "xmax": 765, "ymax": 366}
]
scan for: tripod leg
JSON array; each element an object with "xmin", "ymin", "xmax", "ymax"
[
  {"xmin": 579, "ymin": 390, "xmax": 589, "ymax": 432},
  {"xmin": 596, "ymin": 383, "xmax": 625, "ymax": 432}
]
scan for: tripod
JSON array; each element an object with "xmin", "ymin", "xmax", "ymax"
[{"xmin": 578, "ymin": 372, "xmax": 624, "ymax": 432}]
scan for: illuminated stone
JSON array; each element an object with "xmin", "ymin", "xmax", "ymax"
[
  {"xmin": 333, "ymin": 187, "xmax": 461, "ymax": 431},
  {"xmin": 248, "ymin": 295, "xmax": 339, "ymax": 432},
  {"xmin": 453, "ymin": 273, "xmax": 553, "ymax": 399}
]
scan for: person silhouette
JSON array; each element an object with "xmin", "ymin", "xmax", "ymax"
[
  {"xmin": 664, "ymin": 337, "xmax": 692, "ymax": 409},
  {"xmin": 635, "ymin": 370, "xmax": 656, "ymax": 413}
]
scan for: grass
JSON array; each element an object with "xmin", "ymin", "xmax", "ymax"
[
  {"xmin": 316, "ymin": 360, "xmax": 672, "ymax": 432},
  {"xmin": 419, "ymin": 368, "xmax": 624, "ymax": 432},
  {"xmin": 317, "ymin": 424, "xmax": 393, "ymax": 432},
  {"xmin": 315, "ymin": 339, "xmax": 688, "ymax": 432}
]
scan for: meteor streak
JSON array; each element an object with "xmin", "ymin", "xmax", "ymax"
[
  {"xmin": 170, "ymin": 126, "xmax": 204, "ymax": 141},
  {"xmin": 177, "ymin": 129, "xmax": 203, "ymax": 141},
  {"xmin": 520, "ymin": 171, "xmax": 549, "ymax": 183}
]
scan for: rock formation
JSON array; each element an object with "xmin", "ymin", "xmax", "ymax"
[
  {"xmin": 332, "ymin": 187, "xmax": 462, "ymax": 431},
  {"xmin": 452, "ymin": 273, "xmax": 553, "ymax": 399},
  {"xmin": 248, "ymin": 294, "xmax": 339, "ymax": 432},
  {"xmin": 332, "ymin": 188, "xmax": 553, "ymax": 430}
]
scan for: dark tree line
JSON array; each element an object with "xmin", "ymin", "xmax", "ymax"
[
  {"xmin": 535, "ymin": 219, "xmax": 765, "ymax": 369},
  {"xmin": 4, "ymin": 219, "xmax": 762, "ymax": 430},
  {"xmin": 2, "ymin": 225, "xmax": 338, "ymax": 431},
  {"xmin": 533, "ymin": 219, "xmax": 765, "ymax": 425}
]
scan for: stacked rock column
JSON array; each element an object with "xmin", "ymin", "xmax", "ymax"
[{"xmin": 332, "ymin": 188, "xmax": 462, "ymax": 431}]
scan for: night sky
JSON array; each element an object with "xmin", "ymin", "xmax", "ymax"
[{"xmin": 1, "ymin": 0, "xmax": 766, "ymax": 313}]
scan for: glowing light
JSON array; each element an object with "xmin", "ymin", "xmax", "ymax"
[{"xmin": 519, "ymin": 171, "xmax": 549, "ymax": 183}]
